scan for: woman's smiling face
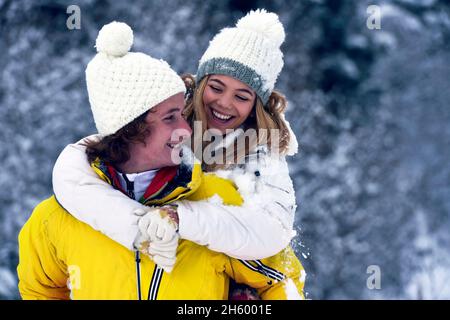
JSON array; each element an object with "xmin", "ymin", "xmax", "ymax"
[{"xmin": 202, "ymin": 74, "xmax": 256, "ymax": 134}]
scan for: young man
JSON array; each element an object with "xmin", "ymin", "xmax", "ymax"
[{"xmin": 17, "ymin": 22, "xmax": 305, "ymax": 300}]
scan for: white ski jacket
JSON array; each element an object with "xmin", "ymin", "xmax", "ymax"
[{"xmin": 52, "ymin": 136, "xmax": 298, "ymax": 260}]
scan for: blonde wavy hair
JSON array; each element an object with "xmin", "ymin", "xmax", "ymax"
[{"xmin": 182, "ymin": 74, "xmax": 291, "ymax": 171}]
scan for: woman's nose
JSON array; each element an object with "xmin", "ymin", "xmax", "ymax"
[{"xmin": 216, "ymin": 95, "xmax": 233, "ymax": 110}]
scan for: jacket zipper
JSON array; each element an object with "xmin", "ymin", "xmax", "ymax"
[
  {"xmin": 121, "ymin": 173, "xmax": 135, "ymax": 199},
  {"xmin": 126, "ymin": 173, "xmax": 164, "ymax": 299},
  {"xmin": 135, "ymin": 251, "xmax": 142, "ymax": 300}
]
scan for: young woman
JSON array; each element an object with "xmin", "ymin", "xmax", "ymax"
[{"xmin": 52, "ymin": 9, "xmax": 299, "ymax": 267}]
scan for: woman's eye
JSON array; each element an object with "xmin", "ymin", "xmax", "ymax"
[
  {"xmin": 164, "ymin": 115, "xmax": 175, "ymax": 121},
  {"xmin": 210, "ymin": 85, "xmax": 222, "ymax": 92},
  {"xmin": 236, "ymin": 95, "xmax": 249, "ymax": 101}
]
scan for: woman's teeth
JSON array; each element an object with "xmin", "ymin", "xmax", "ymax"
[{"xmin": 212, "ymin": 110, "xmax": 233, "ymax": 121}]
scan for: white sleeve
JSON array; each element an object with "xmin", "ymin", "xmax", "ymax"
[
  {"xmin": 52, "ymin": 136, "xmax": 147, "ymax": 250},
  {"xmin": 177, "ymin": 155, "xmax": 297, "ymax": 260}
]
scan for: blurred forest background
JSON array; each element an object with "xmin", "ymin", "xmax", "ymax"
[{"xmin": 1, "ymin": 0, "xmax": 449, "ymax": 299}]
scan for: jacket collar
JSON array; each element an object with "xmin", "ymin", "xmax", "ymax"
[{"xmin": 90, "ymin": 158, "xmax": 202, "ymax": 206}]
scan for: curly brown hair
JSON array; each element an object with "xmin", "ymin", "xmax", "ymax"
[{"xmin": 84, "ymin": 110, "xmax": 152, "ymax": 167}]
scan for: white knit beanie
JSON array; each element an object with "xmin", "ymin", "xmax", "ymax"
[
  {"xmin": 196, "ymin": 9, "xmax": 285, "ymax": 104},
  {"xmin": 86, "ymin": 21, "xmax": 186, "ymax": 135}
]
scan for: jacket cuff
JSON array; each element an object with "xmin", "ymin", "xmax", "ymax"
[{"xmin": 176, "ymin": 201, "xmax": 200, "ymax": 241}]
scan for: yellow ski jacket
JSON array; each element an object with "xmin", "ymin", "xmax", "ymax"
[{"xmin": 18, "ymin": 162, "xmax": 305, "ymax": 299}]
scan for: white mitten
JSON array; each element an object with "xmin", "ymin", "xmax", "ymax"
[
  {"xmin": 135, "ymin": 206, "xmax": 179, "ymax": 243},
  {"xmin": 148, "ymin": 234, "xmax": 179, "ymax": 273},
  {"xmin": 133, "ymin": 206, "xmax": 179, "ymax": 273}
]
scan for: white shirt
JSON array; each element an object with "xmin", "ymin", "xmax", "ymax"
[{"xmin": 117, "ymin": 169, "xmax": 158, "ymax": 201}]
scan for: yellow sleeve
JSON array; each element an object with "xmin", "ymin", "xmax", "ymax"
[
  {"xmin": 17, "ymin": 198, "xmax": 70, "ymax": 300},
  {"xmin": 225, "ymin": 246, "xmax": 306, "ymax": 300}
]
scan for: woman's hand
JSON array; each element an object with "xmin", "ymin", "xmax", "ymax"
[{"xmin": 134, "ymin": 206, "xmax": 180, "ymax": 272}]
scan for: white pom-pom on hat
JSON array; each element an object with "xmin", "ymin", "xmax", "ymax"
[
  {"xmin": 95, "ymin": 21, "xmax": 134, "ymax": 57},
  {"xmin": 197, "ymin": 8, "xmax": 286, "ymax": 104},
  {"xmin": 86, "ymin": 21, "xmax": 186, "ymax": 135},
  {"xmin": 236, "ymin": 9, "xmax": 285, "ymax": 47}
]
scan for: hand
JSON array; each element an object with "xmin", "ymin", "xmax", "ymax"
[
  {"xmin": 134, "ymin": 234, "xmax": 179, "ymax": 273},
  {"xmin": 133, "ymin": 206, "xmax": 180, "ymax": 273},
  {"xmin": 147, "ymin": 234, "xmax": 179, "ymax": 273},
  {"xmin": 134, "ymin": 206, "xmax": 179, "ymax": 243}
]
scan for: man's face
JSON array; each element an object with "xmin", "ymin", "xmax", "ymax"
[{"xmin": 128, "ymin": 92, "xmax": 192, "ymax": 171}]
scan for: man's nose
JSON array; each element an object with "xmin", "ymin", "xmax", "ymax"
[
  {"xmin": 181, "ymin": 118, "xmax": 192, "ymax": 137},
  {"xmin": 175, "ymin": 118, "xmax": 192, "ymax": 140},
  {"xmin": 170, "ymin": 118, "xmax": 192, "ymax": 144}
]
